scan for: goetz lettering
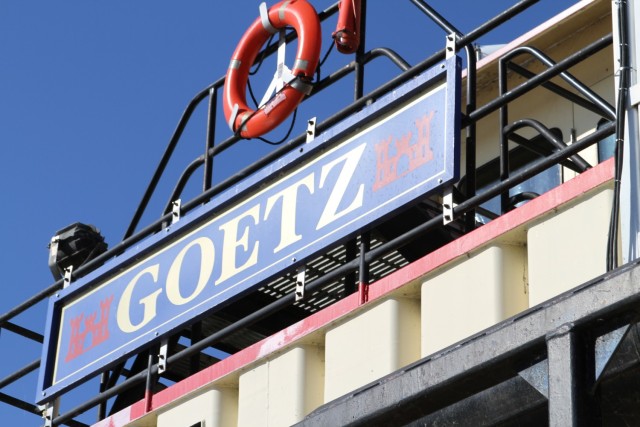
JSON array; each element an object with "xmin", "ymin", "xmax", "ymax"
[
  {"xmin": 44, "ymin": 57, "xmax": 459, "ymax": 402},
  {"xmin": 56, "ymin": 101, "xmax": 442, "ymax": 385},
  {"xmin": 111, "ymin": 142, "xmax": 368, "ymax": 334},
  {"xmin": 57, "ymin": 139, "xmax": 367, "ymax": 360}
]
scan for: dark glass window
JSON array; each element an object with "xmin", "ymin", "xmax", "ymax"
[
  {"xmin": 459, "ymin": 139, "xmax": 563, "ymax": 223},
  {"xmin": 597, "ymin": 118, "xmax": 615, "ymax": 162}
]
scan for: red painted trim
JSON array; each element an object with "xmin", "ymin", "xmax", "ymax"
[
  {"xmin": 358, "ymin": 282, "xmax": 369, "ymax": 305},
  {"xmin": 144, "ymin": 389, "xmax": 152, "ymax": 413},
  {"xmin": 98, "ymin": 158, "xmax": 613, "ymax": 427},
  {"xmin": 94, "ymin": 1, "xmax": 612, "ymax": 412},
  {"xmin": 99, "ymin": 159, "xmax": 612, "ymax": 427},
  {"xmin": 92, "ymin": 407, "xmax": 130, "ymax": 427},
  {"xmin": 367, "ymin": 158, "xmax": 614, "ymax": 302},
  {"xmin": 127, "ymin": 290, "xmax": 363, "ymax": 420}
]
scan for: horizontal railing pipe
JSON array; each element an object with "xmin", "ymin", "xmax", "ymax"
[
  {"xmin": 504, "ymin": 118, "xmax": 591, "ymax": 172},
  {"xmin": 469, "ymin": 34, "xmax": 613, "ymax": 123},
  {"xmin": 2, "ymin": 321, "xmax": 44, "ymax": 343},
  {"xmin": 501, "ymin": 45, "xmax": 616, "ymax": 120},
  {"xmin": 0, "ymin": 283, "xmax": 61, "ymax": 327},
  {"xmin": 5, "ymin": 3, "xmax": 617, "ymax": 425},
  {"xmin": 0, "ymin": 359, "xmax": 39, "ymax": 389},
  {"xmin": 507, "ymin": 62, "xmax": 615, "ymax": 118},
  {"xmin": 124, "ymin": 85, "xmax": 214, "ymax": 239},
  {"xmin": 0, "ymin": 392, "xmax": 41, "ymax": 417}
]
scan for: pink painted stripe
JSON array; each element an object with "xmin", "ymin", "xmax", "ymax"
[
  {"xmin": 92, "ymin": 407, "xmax": 131, "ymax": 427},
  {"xmin": 100, "ymin": 158, "xmax": 614, "ymax": 427},
  {"xmin": 93, "ymin": 0, "xmax": 611, "ymax": 411},
  {"xmin": 368, "ymin": 158, "xmax": 614, "ymax": 302},
  {"xmin": 128, "ymin": 291, "xmax": 363, "ymax": 420},
  {"xmin": 122, "ymin": 159, "xmax": 615, "ymax": 425}
]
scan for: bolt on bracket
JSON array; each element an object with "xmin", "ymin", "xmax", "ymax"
[
  {"xmin": 306, "ymin": 117, "xmax": 317, "ymax": 143},
  {"xmin": 42, "ymin": 398, "xmax": 60, "ymax": 427},
  {"xmin": 171, "ymin": 199, "xmax": 182, "ymax": 225},
  {"xmin": 446, "ymin": 32, "xmax": 457, "ymax": 59},
  {"xmin": 442, "ymin": 188, "xmax": 455, "ymax": 225},
  {"xmin": 63, "ymin": 266, "xmax": 73, "ymax": 289},
  {"xmin": 295, "ymin": 267, "xmax": 306, "ymax": 302},
  {"xmin": 158, "ymin": 338, "xmax": 169, "ymax": 374}
]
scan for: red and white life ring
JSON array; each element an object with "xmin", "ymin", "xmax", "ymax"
[{"xmin": 223, "ymin": 0, "xmax": 321, "ymax": 139}]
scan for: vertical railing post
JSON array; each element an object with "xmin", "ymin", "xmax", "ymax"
[
  {"xmin": 498, "ymin": 56, "xmax": 510, "ymax": 214},
  {"xmin": 353, "ymin": 0, "xmax": 367, "ymax": 101},
  {"xmin": 190, "ymin": 323, "xmax": 203, "ymax": 375},
  {"xmin": 144, "ymin": 351, "xmax": 156, "ymax": 413},
  {"xmin": 344, "ymin": 243, "xmax": 358, "ymax": 295},
  {"xmin": 345, "ymin": 0, "xmax": 367, "ymax": 296},
  {"xmin": 203, "ymin": 87, "xmax": 217, "ymax": 193},
  {"xmin": 464, "ymin": 45, "xmax": 477, "ymax": 231},
  {"xmin": 97, "ymin": 372, "xmax": 108, "ymax": 421},
  {"xmin": 358, "ymin": 233, "xmax": 370, "ymax": 305}
]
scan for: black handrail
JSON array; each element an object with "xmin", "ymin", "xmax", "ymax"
[
  {"xmin": 123, "ymin": 1, "xmax": 343, "ymax": 240},
  {"xmin": 504, "ymin": 119, "xmax": 591, "ymax": 172},
  {"xmin": 0, "ymin": 1, "xmax": 619, "ymax": 425},
  {"xmin": 473, "ymin": 33, "xmax": 613, "ymax": 123},
  {"xmin": 51, "ymin": 120, "xmax": 616, "ymax": 427}
]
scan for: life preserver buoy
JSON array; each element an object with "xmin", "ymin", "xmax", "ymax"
[
  {"xmin": 223, "ymin": 0, "xmax": 321, "ymax": 139},
  {"xmin": 333, "ymin": 0, "xmax": 361, "ymax": 54}
]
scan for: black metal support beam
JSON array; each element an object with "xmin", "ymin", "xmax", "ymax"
[
  {"xmin": 548, "ymin": 327, "xmax": 578, "ymax": 426},
  {"xmin": 0, "ymin": 359, "xmax": 39, "ymax": 389},
  {"xmin": 470, "ymin": 34, "xmax": 613, "ymax": 124},
  {"xmin": 1, "ymin": 321, "xmax": 44, "ymax": 343},
  {"xmin": 547, "ymin": 326, "xmax": 599, "ymax": 426},
  {"xmin": 203, "ymin": 88, "xmax": 216, "ymax": 193},
  {"xmin": 296, "ymin": 258, "xmax": 640, "ymax": 426},
  {"xmin": 4, "ymin": 2, "xmax": 618, "ymax": 425}
]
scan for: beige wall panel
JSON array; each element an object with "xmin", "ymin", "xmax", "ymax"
[
  {"xmin": 157, "ymin": 387, "xmax": 238, "ymax": 427},
  {"xmin": 237, "ymin": 345, "xmax": 324, "ymax": 427},
  {"xmin": 268, "ymin": 345, "xmax": 324, "ymax": 426},
  {"xmin": 421, "ymin": 244, "xmax": 528, "ymax": 356},
  {"xmin": 324, "ymin": 297, "xmax": 420, "ymax": 402},
  {"xmin": 527, "ymin": 186, "xmax": 612, "ymax": 306},
  {"xmin": 238, "ymin": 363, "xmax": 268, "ymax": 427}
]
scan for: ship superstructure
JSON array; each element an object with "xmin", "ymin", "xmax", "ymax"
[{"xmin": 2, "ymin": 1, "xmax": 637, "ymax": 426}]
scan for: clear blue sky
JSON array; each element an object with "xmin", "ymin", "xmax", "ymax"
[{"xmin": 0, "ymin": 0, "xmax": 578, "ymax": 425}]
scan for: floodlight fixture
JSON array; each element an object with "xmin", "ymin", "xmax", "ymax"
[{"xmin": 48, "ymin": 223, "xmax": 108, "ymax": 281}]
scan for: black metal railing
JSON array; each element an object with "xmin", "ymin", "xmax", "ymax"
[{"xmin": 0, "ymin": 1, "xmax": 620, "ymax": 425}]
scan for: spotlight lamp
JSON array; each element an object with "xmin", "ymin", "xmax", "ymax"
[{"xmin": 48, "ymin": 223, "xmax": 108, "ymax": 281}]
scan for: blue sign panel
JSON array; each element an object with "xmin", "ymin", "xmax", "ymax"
[{"xmin": 37, "ymin": 56, "xmax": 460, "ymax": 403}]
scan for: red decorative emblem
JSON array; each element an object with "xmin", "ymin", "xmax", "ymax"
[
  {"xmin": 373, "ymin": 112, "xmax": 435, "ymax": 191},
  {"xmin": 65, "ymin": 295, "xmax": 114, "ymax": 362}
]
